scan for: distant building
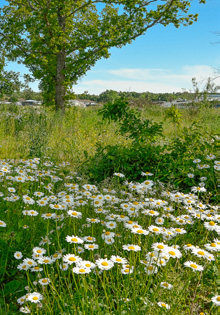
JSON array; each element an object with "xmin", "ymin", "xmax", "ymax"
[
  {"xmin": 22, "ymin": 100, "xmax": 41, "ymax": 106},
  {"xmin": 67, "ymin": 99, "xmax": 97, "ymax": 107}
]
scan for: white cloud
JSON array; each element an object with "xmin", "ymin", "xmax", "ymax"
[{"xmin": 73, "ymin": 65, "xmax": 220, "ymax": 94}]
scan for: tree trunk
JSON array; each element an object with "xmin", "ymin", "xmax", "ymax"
[{"xmin": 55, "ymin": 49, "xmax": 66, "ymax": 112}]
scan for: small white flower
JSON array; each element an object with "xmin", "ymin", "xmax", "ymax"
[{"xmin": 26, "ymin": 292, "xmax": 43, "ymax": 303}]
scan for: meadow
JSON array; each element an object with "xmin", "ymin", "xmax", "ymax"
[{"xmin": 0, "ymin": 101, "xmax": 219, "ymax": 315}]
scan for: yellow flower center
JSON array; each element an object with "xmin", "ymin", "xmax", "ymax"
[
  {"xmin": 89, "ymin": 245, "xmax": 94, "ymax": 248},
  {"xmin": 128, "ymin": 246, "xmax": 135, "ymax": 250},
  {"xmin": 153, "ymin": 228, "xmax": 159, "ymax": 232},
  {"xmin": 101, "ymin": 262, "xmax": 108, "ymax": 266},
  {"xmin": 42, "ymin": 279, "xmax": 48, "ymax": 283},
  {"xmin": 32, "ymin": 297, "xmax": 39, "ymax": 301},
  {"xmin": 136, "ymin": 230, "xmax": 143, "ymax": 234},
  {"xmin": 157, "ymin": 245, "xmax": 164, "ymax": 249},
  {"xmin": 210, "ymin": 243, "xmax": 216, "ymax": 247},
  {"xmin": 190, "ymin": 264, "xmax": 198, "ymax": 269},
  {"xmin": 168, "ymin": 251, "xmax": 176, "ymax": 256},
  {"xmin": 69, "ymin": 257, "xmax": 76, "ymax": 262},
  {"xmin": 197, "ymin": 251, "xmax": 205, "ymax": 256},
  {"xmin": 209, "ymin": 221, "xmax": 215, "ymax": 226},
  {"xmin": 116, "ymin": 258, "xmax": 122, "ymax": 262},
  {"xmin": 71, "ymin": 238, "xmax": 78, "ymax": 242},
  {"xmin": 79, "ymin": 269, "xmax": 86, "ymax": 273},
  {"xmin": 217, "ymin": 297, "xmax": 220, "ymax": 301},
  {"xmin": 175, "ymin": 228, "xmax": 182, "ymax": 232},
  {"xmin": 161, "ymin": 303, "xmax": 166, "ymax": 307}
]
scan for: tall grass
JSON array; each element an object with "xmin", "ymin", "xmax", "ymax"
[{"xmin": 0, "ymin": 103, "xmax": 219, "ymax": 314}]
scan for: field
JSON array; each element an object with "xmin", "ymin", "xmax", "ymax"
[{"xmin": 0, "ymin": 102, "xmax": 219, "ymax": 315}]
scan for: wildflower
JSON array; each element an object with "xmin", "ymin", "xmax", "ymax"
[
  {"xmin": 41, "ymin": 213, "xmax": 57, "ymax": 220},
  {"xmin": 86, "ymin": 218, "xmax": 100, "ymax": 224},
  {"xmin": 204, "ymin": 242, "xmax": 220, "ymax": 252},
  {"xmin": 19, "ymin": 306, "xmax": 31, "ymax": 313},
  {"xmin": 66, "ymin": 235, "xmax": 84, "ymax": 244},
  {"xmin": 163, "ymin": 206, "xmax": 174, "ymax": 212},
  {"xmin": 160, "ymin": 282, "xmax": 173, "ymax": 290},
  {"xmin": 131, "ymin": 227, "xmax": 149, "ymax": 235},
  {"xmin": 26, "ymin": 292, "xmax": 43, "ymax": 303},
  {"xmin": 144, "ymin": 265, "xmax": 158, "ymax": 275},
  {"xmin": 206, "ymin": 154, "xmax": 216, "ymax": 160},
  {"xmin": 148, "ymin": 225, "xmax": 162, "ymax": 234},
  {"xmin": 17, "ymin": 295, "xmax": 26, "ymax": 305},
  {"xmin": 63, "ymin": 254, "xmax": 82, "ymax": 265},
  {"xmin": 23, "ymin": 195, "xmax": 35, "ymax": 204},
  {"xmin": 36, "ymin": 199, "xmax": 48, "ymax": 206},
  {"xmin": 0, "ymin": 220, "xmax": 6, "ymax": 227},
  {"xmin": 110, "ymin": 255, "xmax": 128, "ymax": 264},
  {"xmin": 72, "ymin": 266, "xmax": 91, "ymax": 274},
  {"xmin": 172, "ymin": 227, "xmax": 187, "ymax": 235},
  {"xmin": 157, "ymin": 302, "xmax": 170, "ymax": 310},
  {"xmin": 96, "ymin": 258, "xmax": 114, "ymax": 270},
  {"xmin": 77, "ymin": 246, "xmax": 84, "ymax": 254},
  {"xmin": 67, "ymin": 210, "xmax": 82, "ymax": 218},
  {"xmin": 34, "ymin": 191, "xmax": 44, "ymax": 197},
  {"xmin": 152, "ymin": 242, "xmax": 168, "ymax": 252},
  {"xmin": 166, "ymin": 247, "xmax": 182, "ymax": 259},
  {"xmin": 83, "ymin": 236, "xmax": 96, "ymax": 243},
  {"xmin": 113, "ymin": 173, "xmax": 125, "ymax": 178},
  {"xmin": 27, "ymin": 210, "xmax": 39, "ymax": 216},
  {"xmin": 188, "ymin": 173, "xmax": 194, "ymax": 178},
  {"xmin": 15, "ymin": 176, "xmax": 26, "ymax": 182},
  {"xmin": 102, "ymin": 231, "xmax": 115, "ymax": 239},
  {"xmin": 191, "ymin": 186, "xmax": 206, "ymax": 193},
  {"xmin": 183, "ymin": 261, "xmax": 204, "ymax": 271},
  {"xmin": 84, "ymin": 243, "xmax": 99, "ymax": 251},
  {"xmin": 183, "ymin": 244, "xmax": 196, "ymax": 252},
  {"xmin": 122, "ymin": 244, "xmax": 141, "ymax": 252},
  {"xmin": 141, "ymin": 171, "xmax": 153, "ymax": 176},
  {"xmin": 77, "ymin": 260, "xmax": 96, "ymax": 269},
  {"xmin": 38, "ymin": 278, "xmax": 51, "ymax": 285},
  {"xmin": 121, "ymin": 266, "xmax": 134, "ymax": 274},
  {"xmin": 204, "ymin": 221, "xmax": 218, "ymax": 231},
  {"xmin": 38, "ymin": 256, "xmax": 54, "ymax": 265},
  {"xmin": 23, "ymin": 258, "xmax": 37, "ymax": 267},
  {"xmin": 155, "ymin": 217, "xmax": 164, "ymax": 225},
  {"xmin": 14, "ymin": 251, "xmax": 23, "ymax": 259},
  {"xmin": 211, "ymin": 295, "xmax": 220, "ymax": 306},
  {"xmin": 143, "ymin": 209, "xmax": 159, "ymax": 217},
  {"xmin": 193, "ymin": 159, "xmax": 201, "ymax": 163},
  {"xmin": 105, "ymin": 221, "xmax": 117, "ymax": 229},
  {"xmin": 60, "ymin": 263, "xmax": 69, "ymax": 271},
  {"xmin": 31, "ymin": 266, "xmax": 43, "ymax": 272}
]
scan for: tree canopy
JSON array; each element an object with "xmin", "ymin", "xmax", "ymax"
[{"xmin": 0, "ymin": 0, "xmax": 206, "ymax": 111}]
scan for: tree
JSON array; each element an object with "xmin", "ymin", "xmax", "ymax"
[
  {"xmin": 0, "ymin": 0, "xmax": 206, "ymax": 111},
  {"xmin": 0, "ymin": 52, "xmax": 22, "ymax": 99}
]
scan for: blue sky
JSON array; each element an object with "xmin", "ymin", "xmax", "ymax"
[{"xmin": 2, "ymin": 0, "xmax": 220, "ymax": 94}]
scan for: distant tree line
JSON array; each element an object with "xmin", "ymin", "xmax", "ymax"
[{"xmin": 75, "ymin": 89, "xmax": 195, "ymax": 104}]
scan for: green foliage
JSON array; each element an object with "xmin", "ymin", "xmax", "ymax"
[
  {"xmin": 165, "ymin": 105, "xmax": 182, "ymax": 127},
  {"xmin": 99, "ymin": 98, "xmax": 163, "ymax": 143}
]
